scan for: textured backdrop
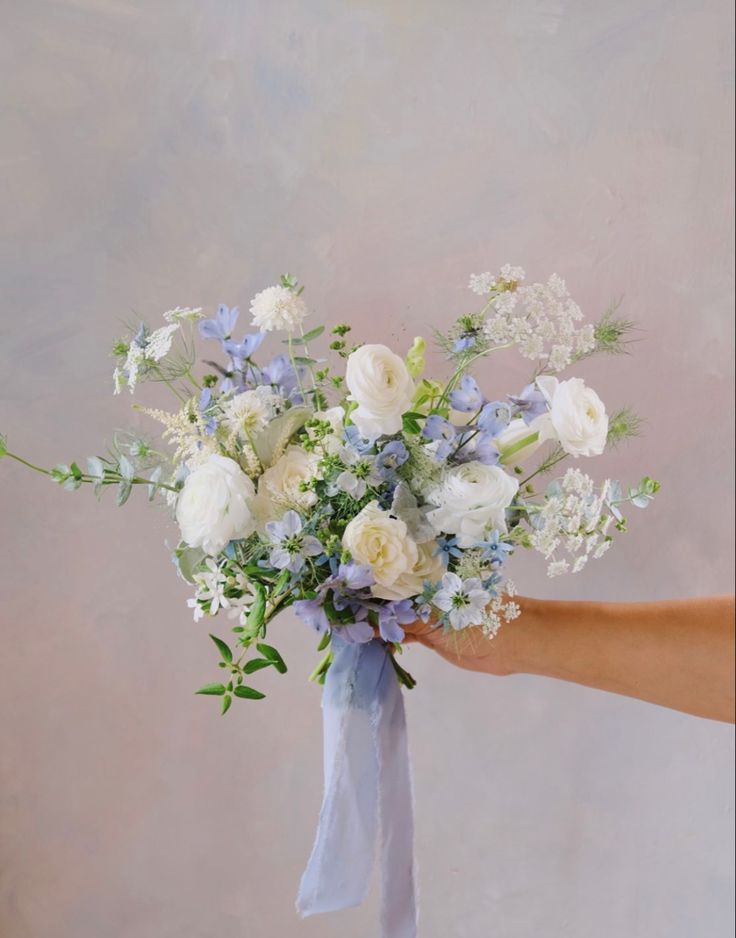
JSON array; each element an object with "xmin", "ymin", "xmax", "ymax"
[{"xmin": 0, "ymin": 2, "xmax": 734, "ymax": 937}]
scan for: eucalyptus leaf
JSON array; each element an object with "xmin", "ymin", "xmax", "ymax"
[
  {"xmin": 251, "ymin": 406, "xmax": 311, "ymax": 468},
  {"xmin": 390, "ymin": 482, "xmax": 435, "ymax": 544},
  {"xmin": 174, "ymin": 544, "xmax": 206, "ymax": 584},
  {"xmin": 283, "ymin": 325, "xmax": 325, "ymax": 345}
]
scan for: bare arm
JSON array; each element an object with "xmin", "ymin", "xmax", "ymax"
[{"xmin": 404, "ymin": 595, "xmax": 735, "ymax": 723}]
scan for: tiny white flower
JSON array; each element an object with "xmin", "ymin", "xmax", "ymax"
[{"xmin": 164, "ymin": 307, "xmax": 204, "ymax": 323}]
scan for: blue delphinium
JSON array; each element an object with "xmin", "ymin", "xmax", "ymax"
[
  {"xmin": 449, "ymin": 375, "xmax": 484, "ymax": 413},
  {"xmin": 198, "ymin": 387, "xmax": 217, "ymax": 435},
  {"xmin": 509, "ymin": 383, "xmax": 548, "ymax": 424},
  {"xmin": 199, "ymin": 304, "xmax": 240, "ymax": 342},
  {"xmin": 378, "ymin": 599, "xmax": 416, "ymax": 643},
  {"xmin": 265, "ymin": 510, "xmax": 323, "ymax": 574},
  {"xmin": 477, "ymin": 400, "xmax": 513, "ymax": 436},
  {"xmin": 422, "ymin": 414, "xmax": 457, "ymax": 460}
]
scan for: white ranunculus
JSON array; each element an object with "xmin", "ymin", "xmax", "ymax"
[
  {"xmin": 426, "ymin": 461, "xmax": 519, "ymax": 547},
  {"xmin": 342, "ymin": 502, "xmax": 419, "ymax": 598},
  {"xmin": 536, "ymin": 375, "xmax": 608, "ymax": 458},
  {"xmin": 345, "ymin": 344, "xmax": 415, "ymax": 439},
  {"xmin": 176, "ymin": 455, "xmax": 256, "ymax": 555},
  {"xmin": 253, "ymin": 444, "xmax": 320, "ymax": 522},
  {"xmin": 249, "ymin": 285, "xmax": 307, "ymax": 332},
  {"xmin": 495, "ymin": 414, "xmax": 553, "ymax": 464},
  {"xmin": 372, "ymin": 541, "xmax": 445, "ymax": 602}
]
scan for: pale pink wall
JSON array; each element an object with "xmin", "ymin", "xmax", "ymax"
[{"xmin": 1, "ymin": 2, "xmax": 734, "ymax": 937}]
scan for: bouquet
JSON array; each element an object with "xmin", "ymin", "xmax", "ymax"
[{"xmin": 1, "ymin": 265, "xmax": 658, "ymax": 937}]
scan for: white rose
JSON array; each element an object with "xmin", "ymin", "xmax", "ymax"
[
  {"xmin": 249, "ymin": 285, "xmax": 307, "ymax": 332},
  {"xmin": 176, "ymin": 455, "xmax": 256, "ymax": 555},
  {"xmin": 373, "ymin": 541, "xmax": 445, "ymax": 601},
  {"xmin": 495, "ymin": 414, "xmax": 554, "ymax": 464},
  {"xmin": 343, "ymin": 502, "xmax": 419, "ymax": 598},
  {"xmin": 253, "ymin": 445, "xmax": 320, "ymax": 522},
  {"xmin": 536, "ymin": 376, "xmax": 608, "ymax": 457},
  {"xmin": 426, "ymin": 461, "xmax": 519, "ymax": 547},
  {"xmin": 345, "ymin": 344, "xmax": 415, "ymax": 439}
]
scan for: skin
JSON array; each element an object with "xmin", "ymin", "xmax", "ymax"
[{"xmin": 401, "ymin": 595, "xmax": 736, "ymax": 723}]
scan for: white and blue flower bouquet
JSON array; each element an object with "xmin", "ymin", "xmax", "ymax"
[{"xmin": 1, "ymin": 266, "xmax": 658, "ymax": 937}]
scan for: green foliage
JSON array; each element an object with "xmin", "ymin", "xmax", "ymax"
[{"xmin": 607, "ymin": 408, "xmax": 643, "ymax": 448}]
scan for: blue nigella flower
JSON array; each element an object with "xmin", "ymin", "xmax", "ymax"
[
  {"xmin": 199, "ymin": 304, "xmax": 240, "ymax": 342},
  {"xmin": 477, "ymin": 400, "xmax": 513, "ymax": 436},
  {"xmin": 265, "ymin": 510, "xmax": 323, "ymax": 574},
  {"xmin": 448, "ymin": 375, "xmax": 485, "ymax": 413},
  {"xmin": 453, "ymin": 335, "xmax": 476, "ymax": 353}
]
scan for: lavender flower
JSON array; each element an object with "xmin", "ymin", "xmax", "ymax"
[
  {"xmin": 449, "ymin": 375, "xmax": 484, "ymax": 413},
  {"xmin": 262, "ymin": 354, "xmax": 304, "ymax": 401},
  {"xmin": 265, "ymin": 510, "xmax": 323, "ymax": 574},
  {"xmin": 432, "ymin": 572, "xmax": 490, "ymax": 630}
]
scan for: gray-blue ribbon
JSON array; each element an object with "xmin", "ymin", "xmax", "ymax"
[{"xmin": 296, "ymin": 637, "xmax": 417, "ymax": 938}]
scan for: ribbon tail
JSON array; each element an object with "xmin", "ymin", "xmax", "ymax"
[{"xmin": 296, "ymin": 638, "xmax": 418, "ymax": 938}]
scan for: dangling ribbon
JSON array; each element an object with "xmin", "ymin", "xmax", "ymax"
[{"xmin": 296, "ymin": 636, "xmax": 417, "ymax": 938}]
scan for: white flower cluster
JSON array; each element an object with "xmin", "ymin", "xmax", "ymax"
[
  {"xmin": 481, "ymin": 583, "xmax": 521, "ymax": 638},
  {"xmin": 187, "ymin": 557, "xmax": 257, "ymax": 623},
  {"xmin": 468, "ymin": 264, "xmax": 526, "ymax": 295},
  {"xmin": 482, "ymin": 272, "xmax": 595, "ymax": 371},
  {"xmin": 530, "ymin": 468, "xmax": 613, "ymax": 577},
  {"xmin": 114, "ymin": 322, "xmax": 181, "ymax": 394}
]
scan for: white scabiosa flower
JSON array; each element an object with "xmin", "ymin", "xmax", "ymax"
[
  {"xmin": 176, "ymin": 455, "xmax": 256, "ymax": 555},
  {"xmin": 223, "ymin": 389, "xmax": 272, "ymax": 436},
  {"xmin": 249, "ymin": 285, "xmax": 307, "ymax": 332}
]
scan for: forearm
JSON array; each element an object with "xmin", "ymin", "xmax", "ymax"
[{"xmin": 504, "ymin": 595, "xmax": 735, "ymax": 722}]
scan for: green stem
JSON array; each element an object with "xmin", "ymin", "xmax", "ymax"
[{"xmin": 5, "ymin": 452, "xmax": 52, "ymax": 476}]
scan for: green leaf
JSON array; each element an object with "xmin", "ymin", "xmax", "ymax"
[
  {"xmin": 70, "ymin": 461, "xmax": 83, "ymax": 480},
  {"xmin": 402, "ymin": 415, "xmax": 421, "ymax": 435},
  {"xmin": 499, "ymin": 431, "xmax": 539, "ymax": 464},
  {"xmin": 293, "ymin": 356, "xmax": 319, "ymax": 366},
  {"xmin": 283, "ymin": 325, "xmax": 325, "ymax": 345},
  {"xmin": 256, "ymin": 642, "xmax": 287, "ymax": 674},
  {"xmin": 195, "ymin": 683, "xmax": 226, "ymax": 696},
  {"xmin": 316, "ymin": 630, "xmax": 331, "ymax": 652},
  {"xmin": 245, "ymin": 583, "xmax": 267, "ymax": 634},
  {"xmin": 233, "ymin": 685, "xmax": 266, "ymax": 700},
  {"xmin": 221, "ymin": 694, "xmax": 232, "ymax": 715},
  {"xmin": 243, "ymin": 657, "xmax": 273, "ymax": 674},
  {"xmin": 209, "ymin": 634, "xmax": 233, "ymax": 664}
]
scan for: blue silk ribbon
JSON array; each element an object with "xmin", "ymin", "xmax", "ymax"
[{"xmin": 296, "ymin": 637, "xmax": 417, "ymax": 938}]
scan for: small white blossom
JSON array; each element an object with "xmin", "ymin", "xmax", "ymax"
[
  {"xmin": 250, "ymin": 285, "xmax": 307, "ymax": 332},
  {"xmin": 164, "ymin": 307, "xmax": 204, "ymax": 323},
  {"xmin": 145, "ymin": 323, "xmax": 180, "ymax": 362},
  {"xmin": 468, "ymin": 272, "xmax": 497, "ymax": 295}
]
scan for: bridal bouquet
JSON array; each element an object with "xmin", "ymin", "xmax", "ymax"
[{"xmin": 1, "ymin": 265, "xmax": 657, "ymax": 936}]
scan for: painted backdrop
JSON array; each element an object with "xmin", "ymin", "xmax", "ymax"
[{"xmin": 1, "ymin": 2, "xmax": 734, "ymax": 937}]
